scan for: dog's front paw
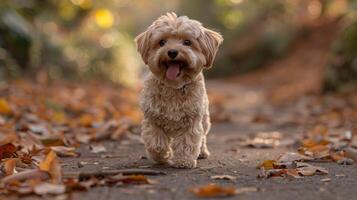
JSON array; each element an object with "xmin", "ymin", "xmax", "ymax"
[
  {"xmin": 146, "ymin": 148, "xmax": 172, "ymax": 164},
  {"xmin": 169, "ymin": 158, "xmax": 197, "ymax": 169}
]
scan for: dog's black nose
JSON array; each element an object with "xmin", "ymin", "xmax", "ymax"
[{"xmin": 168, "ymin": 49, "xmax": 178, "ymax": 59}]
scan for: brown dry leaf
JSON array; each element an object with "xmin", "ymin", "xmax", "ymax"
[
  {"xmin": 112, "ymin": 175, "xmax": 152, "ymax": 185},
  {"xmin": 258, "ymin": 169, "xmax": 300, "ymax": 179},
  {"xmin": 210, "ymin": 175, "xmax": 237, "ymax": 180},
  {"xmin": 320, "ymin": 178, "xmax": 331, "ymax": 182},
  {"xmin": 1, "ymin": 169, "xmax": 49, "ymax": 184},
  {"xmin": 277, "ymin": 152, "xmax": 313, "ymax": 163},
  {"xmin": 50, "ymin": 146, "xmax": 79, "ymax": 157},
  {"xmin": 39, "ymin": 151, "xmax": 62, "ymax": 183},
  {"xmin": 111, "ymin": 120, "xmax": 131, "ymax": 139},
  {"xmin": 284, "ymin": 169, "xmax": 302, "ymax": 178},
  {"xmin": 189, "ymin": 183, "xmax": 236, "ymax": 197},
  {"xmin": 0, "ymin": 143, "xmax": 17, "ymax": 160},
  {"xmin": 296, "ymin": 162, "xmax": 328, "ymax": 176},
  {"xmin": 33, "ymin": 183, "xmax": 66, "ymax": 195},
  {"xmin": 0, "ymin": 98, "xmax": 12, "ymax": 115},
  {"xmin": 259, "ymin": 160, "xmax": 277, "ymax": 170},
  {"xmin": 301, "ymin": 139, "xmax": 330, "ymax": 148},
  {"xmin": 4, "ymin": 158, "xmax": 18, "ymax": 176},
  {"xmin": 79, "ymin": 114, "xmax": 95, "ymax": 127},
  {"xmin": 301, "ymin": 145, "xmax": 330, "ymax": 159},
  {"xmin": 330, "ymin": 152, "xmax": 345, "ymax": 162},
  {"xmin": 41, "ymin": 138, "xmax": 65, "ymax": 147}
]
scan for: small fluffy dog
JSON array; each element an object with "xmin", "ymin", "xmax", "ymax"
[{"xmin": 135, "ymin": 12, "xmax": 223, "ymax": 168}]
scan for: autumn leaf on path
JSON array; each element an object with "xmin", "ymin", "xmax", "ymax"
[
  {"xmin": 39, "ymin": 151, "xmax": 62, "ymax": 183},
  {"xmin": 0, "ymin": 143, "xmax": 17, "ymax": 160},
  {"xmin": 258, "ymin": 160, "xmax": 278, "ymax": 170},
  {"xmin": 210, "ymin": 175, "xmax": 237, "ymax": 180},
  {"xmin": 189, "ymin": 183, "xmax": 236, "ymax": 197},
  {"xmin": 295, "ymin": 162, "xmax": 328, "ymax": 176},
  {"xmin": 110, "ymin": 175, "xmax": 153, "ymax": 185},
  {"xmin": 0, "ymin": 98, "xmax": 12, "ymax": 115},
  {"xmin": 277, "ymin": 152, "xmax": 313, "ymax": 164},
  {"xmin": 3, "ymin": 158, "xmax": 18, "ymax": 176},
  {"xmin": 258, "ymin": 152, "xmax": 328, "ymax": 178},
  {"xmin": 33, "ymin": 182, "xmax": 66, "ymax": 195}
]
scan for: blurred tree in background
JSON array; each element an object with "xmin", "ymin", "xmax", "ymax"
[
  {"xmin": 0, "ymin": 0, "xmax": 356, "ymax": 90},
  {"xmin": 0, "ymin": 0, "xmax": 178, "ymax": 87}
]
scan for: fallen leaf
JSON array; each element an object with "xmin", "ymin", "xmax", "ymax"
[
  {"xmin": 335, "ymin": 174, "xmax": 345, "ymax": 177},
  {"xmin": 320, "ymin": 178, "xmax": 331, "ymax": 182},
  {"xmin": 210, "ymin": 175, "xmax": 237, "ymax": 180},
  {"xmin": 284, "ymin": 169, "xmax": 302, "ymax": 178},
  {"xmin": 111, "ymin": 175, "xmax": 152, "ymax": 185},
  {"xmin": 259, "ymin": 160, "xmax": 277, "ymax": 170},
  {"xmin": 50, "ymin": 146, "xmax": 79, "ymax": 157},
  {"xmin": 189, "ymin": 183, "xmax": 236, "ymax": 197},
  {"xmin": 0, "ymin": 98, "xmax": 12, "ymax": 115},
  {"xmin": 244, "ymin": 132, "xmax": 282, "ymax": 148},
  {"xmin": 0, "ymin": 143, "xmax": 17, "ymax": 160},
  {"xmin": 257, "ymin": 169, "xmax": 300, "ymax": 179},
  {"xmin": 4, "ymin": 158, "xmax": 18, "ymax": 176},
  {"xmin": 79, "ymin": 114, "xmax": 95, "ymax": 127},
  {"xmin": 1, "ymin": 169, "xmax": 49, "ymax": 184},
  {"xmin": 39, "ymin": 151, "xmax": 62, "ymax": 183},
  {"xmin": 51, "ymin": 111, "xmax": 67, "ymax": 124},
  {"xmin": 296, "ymin": 162, "xmax": 328, "ymax": 176},
  {"xmin": 33, "ymin": 183, "xmax": 66, "ymax": 195},
  {"xmin": 277, "ymin": 152, "xmax": 313, "ymax": 164}
]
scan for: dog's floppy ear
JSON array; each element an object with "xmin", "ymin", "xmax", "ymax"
[
  {"xmin": 199, "ymin": 28, "xmax": 223, "ymax": 68},
  {"xmin": 135, "ymin": 29, "xmax": 152, "ymax": 65}
]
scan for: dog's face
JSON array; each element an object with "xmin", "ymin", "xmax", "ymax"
[{"xmin": 135, "ymin": 12, "xmax": 223, "ymax": 88}]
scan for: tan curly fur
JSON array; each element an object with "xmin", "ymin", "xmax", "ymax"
[{"xmin": 135, "ymin": 12, "xmax": 223, "ymax": 168}]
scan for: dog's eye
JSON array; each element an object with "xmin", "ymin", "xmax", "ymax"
[
  {"xmin": 159, "ymin": 40, "xmax": 166, "ymax": 47},
  {"xmin": 183, "ymin": 40, "xmax": 192, "ymax": 46}
]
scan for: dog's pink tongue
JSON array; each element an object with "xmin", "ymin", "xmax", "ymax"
[{"xmin": 166, "ymin": 64, "xmax": 180, "ymax": 80}]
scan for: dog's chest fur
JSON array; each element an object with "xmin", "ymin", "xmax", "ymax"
[{"xmin": 140, "ymin": 73, "xmax": 207, "ymax": 133}]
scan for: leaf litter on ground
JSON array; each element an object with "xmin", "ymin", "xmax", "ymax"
[
  {"xmin": 257, "ymin": 123, "xmax": 357, "ymax": 179},
  {"xmin": 0, "ymin": 80, "xmax": 144, "ymax": 197}
]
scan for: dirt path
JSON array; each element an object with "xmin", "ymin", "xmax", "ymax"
[{"xmin": 23, "ymin": 78, "xmax": 349, "ymax": 200}]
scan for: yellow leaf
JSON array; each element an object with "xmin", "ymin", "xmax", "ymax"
[
  {"xmin": 52, "ymin": 111, "xmax": 67, "ymax": 124},
  {"xmin": 39, "ymin": 151, "xmax": 62, "ymax": 183},
  {"xmin": 94, "ymin": 9, "xmax": 114, "ymax": 29},
  {"xmin": 40, "ymin": 151, "xmax": 56, "ymax": 172},
  {"xmin": 79, "ymin": 114, "xmax": 95, "ymax": 126},
  {"xmin": 0, "ymin": 98, "xmax": 12, "ymax": 115},
  {"xmin": 259, "ymin": 160, "xmax": 277, "ymax": 170}
]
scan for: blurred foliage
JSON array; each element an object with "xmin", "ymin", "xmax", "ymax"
[
  {"xmin": 0, "ymin": 0, "xmax": 357, "ymax": 88},
  {"xmin": 0, "ymin": 0, "xmax": 178, "ymax": 87},
  {"xmin": 324, "ymin": 13, "xmax": 357, "ymax": 91},
  {"xmin": 180, "ymin": 0, "xmax": 356, "ymax": 77}
]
